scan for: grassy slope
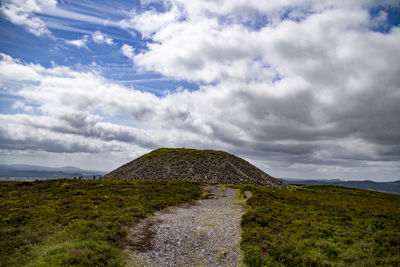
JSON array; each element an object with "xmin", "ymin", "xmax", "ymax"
[
  {"xmin": 237, "ymin": 185, "xmax": 400, "ymax": 266},
  {"xmin": 136, "ymin": 147, "xmax": 230, "ymax": 162},
  {"xmin": 0, "ymin": 179, "xmax": 201, "ymax": 266},
  {"xmin": 2, "ymin": 179, "xmax": 399, "ymax": 266}
]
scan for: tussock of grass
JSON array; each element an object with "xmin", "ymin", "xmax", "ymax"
[
  {"xmin": 0, "ymin": 179, "xmax": 201, "ymax": 266},
  {"xmin": 238, "ymin": 185, "xmax": 400, "ymax": 266}
]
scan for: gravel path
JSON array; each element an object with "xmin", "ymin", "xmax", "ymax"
[{"xmin": 126, "ymin": 185, "xmax": 245, "ymax": 266}]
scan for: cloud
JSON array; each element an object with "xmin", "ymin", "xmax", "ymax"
[
  {"xmin": 66, "ymin": 31, "xmax": 114, "ymax": 48},
  {"xmin": 0, "ymin": 1, "xmax": 121, "ymax": 37},
  {"xmin": 121, "ymin": 44, "xmax": 134, "ymax": 59},
  {"xmin": 1, "ymin": 48, "xmax": 399, "ymax": 178},
  {"xmin": 1, "ymin": 0, "xmax": 399, "ymax": 179},
  {"xmin": 0, "ymin": 54, "xmax": 176, "ymax": 155},
  {"xmin": 1, "ymin": 48, "xmax": 399, "ymax": 166},
  {"xmin": 91, "ymin": 31, "xmax": 114, "ymax": 45},
  {"xmin": 0, "ymin": 112, "xmax": 156, "ymax": 154},
  {"xmin": 11, "ymin": 101, "xmax": 34, "ymax": 113},
  {"xmin": 43, "ymin": 5, "xmax": 121, "ymax": 28},
  {"xmin": 0, "ymin": 53, "xmax": 44, "ymax": 81},
  {"xmin": 128, "ymin": 2, "xmax": 400, "ymax": 86},
  {"xmin": 119, "ymin": 1, "xmax": 400, "ymax": 175},
  {"xmin": 120, "ymin": 5, "xmax": 182, "ymax": 38},
  {"xmin": 0, "ymin": 0, "xmax": 56, "ymax": 36},
  {"xmin": 66, "ymin": 35, "xmax": 89, "ymax": 48}
]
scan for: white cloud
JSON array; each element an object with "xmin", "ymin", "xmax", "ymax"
[
  {"xmin": 0, "ymin": 0, "xmax": 56, "ymax": 36},
  {"xmin": 66, "ymin": 31, "xmax": 114, "ymax": 48},
  {"xmin": 65, "ymin": 35, "xmax": 89, "ymax": 48},
  {"xmin": 164, "ymin": 0, "xmax": 399, "ymax": 18},
  {"xmin": 1, "ymin": 0, "xmax": 400, "ymax": 179},
  {"xmin": 120, "ymin": 6, "xmax": 181, "ymax": 38},
  {"xmin": 0, "ymin": 1, "xmax": 121, "ymax": 37},
  {"xmin": 92, "ymin": 31, "xmax": 114, "ymax": 45},
  {"xmin": 121, "ymin": 44, "xmax": 134, "ymax": 59},
  {"xmin": 128, "ymin": 2, "xmax": 400, "ymax": 88},
  {"xmin": 0, "ymin": 53, "xmax": 44, "ymax": 81},
  {"xmin": 119, "ymin": 1, "xmax": 400, "ymax": 176},
  {"xmin": 1, "ymin": 46, "xmax": 399, "ymax": 177},
  {"xmin": 11, "ymin": 101, "xmax": 34, "ymax": 113},
  {"xmin": 44, "ymin": 7, "xmax": 120, "ymax": 28}
]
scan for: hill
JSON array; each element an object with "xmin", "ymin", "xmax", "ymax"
[
  {"xmin": 104, "ymin": 148, "xmax": 288, "ymax": 188},
  {"xmin": 283, "ymin": 178, "xmax": 400, "ymax": 195},
  {"xmin": 0, "ymin": 164, "xmax": 106, "ymax": 181}
]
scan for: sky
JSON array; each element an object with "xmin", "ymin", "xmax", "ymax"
[{"xmin": 0, "ymin": 0, "xmax": 399, "ymax": 181}]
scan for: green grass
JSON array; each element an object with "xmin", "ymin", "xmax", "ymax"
[
  {"xmin": 3, "ymin": 180, "xmax": 399, "ymax": 266},
  {"xmin": 0, "ymin": 179, "xmax": 202, "ymax": 266},
  {"xmin": 136, "ymin": 147, "xmax": 231, "ymax": 162},
  {"xmin": 237, "ymin": 185, "xmax": 400, "ymax": 266}
]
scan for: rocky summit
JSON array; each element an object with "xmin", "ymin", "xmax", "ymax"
[{"xmin": 103, "ymin": 148, "xmax": 289, "ymax": 188}]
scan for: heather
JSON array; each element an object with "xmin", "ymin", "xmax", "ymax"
[
  {"xmin": 0, "ymin": 179, "xmax": 201, "ymax": 266},
  {"xmin": 237, "ymin": 185, "xmax": 400, "ymax": 266}
]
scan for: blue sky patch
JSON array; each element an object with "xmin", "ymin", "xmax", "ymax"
[{"xmin": 0, "ymin": 0, "xmax": 399, "ymax": 180}]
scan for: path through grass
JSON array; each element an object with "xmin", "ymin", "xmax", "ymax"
[{"xmin": 0, "ymin": 179, "xmax": 201, "ymax": 266}]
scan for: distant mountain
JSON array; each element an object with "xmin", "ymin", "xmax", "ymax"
[
  {"xmin": 0, "ymin": 164, "xmax": 107, "ymax": 181},
  {"xmin": 282, "ymin": 178, "xmax": 400, "ymax": 195}
]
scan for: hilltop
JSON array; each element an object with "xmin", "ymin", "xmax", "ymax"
[{"xmin": 103, "ymin": 148, "xmax": 288, "ymax": 188}]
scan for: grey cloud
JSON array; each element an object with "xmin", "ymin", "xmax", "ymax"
[
  {"xmin": 1, "ymin": 0, "xmax": 400, "ymax": 180},
  {"xmin": 0, "ymin": 134, "xmax": 106, "ymax": 153},
  {"xmin": 52, "ymin": 114, "xmax": 157, "ymax": 149},
  {"xmin": 252, "ymin": 141, "xmax": 318, "ymax": 156},
  {"xmin": 57, "ymin": 113, "xmax": 98, "ymax": 130},
  {"xmin": 208, "ymin": 123, "xmax": 246, "ymax": 147}
]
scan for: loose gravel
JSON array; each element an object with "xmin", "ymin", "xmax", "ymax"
[{"xmin": 126, "ymin": 185, "xmax": 245, "ymax": 266}]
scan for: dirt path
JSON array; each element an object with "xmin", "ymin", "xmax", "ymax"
[{"xmin": 126, "ymin": 185, "xmax": 245, "ymax": 266}]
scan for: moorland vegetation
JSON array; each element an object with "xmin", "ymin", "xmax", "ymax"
[
  {"xmin": 236, "ymin": 184, "xmax": 400, "ymax": 266},
  {"xmin": 1, "ymin": 179, "xmax": 399, "ymax": 266},
  {"xmin": 0, "ymin": 179, "xmax": 201, "ymax": 266}
]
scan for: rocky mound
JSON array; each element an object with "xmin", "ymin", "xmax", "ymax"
[{"xmin": 103, "ymin": 148, "xmax": 289, "ymax": 188}]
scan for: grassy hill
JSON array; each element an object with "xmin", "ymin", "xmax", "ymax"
[
  {"xmin": 104, "ymin": 148, "xmax": 289, "ymax": 188},
  {"xmin": 1, "ymin": 180, "xmax": 399, "ymax": 266}
]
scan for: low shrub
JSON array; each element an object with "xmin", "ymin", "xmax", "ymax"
[
  {"xmin": 0, "ymin": 179, "xmax": 201, "ymax": 266},
  {"xmin": 238, "ymin": 185, "xmax": 400, "ymax": 266}
]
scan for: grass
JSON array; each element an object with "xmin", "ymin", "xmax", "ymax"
[
  {"xmin": 236, "ymin": 184, "xmax": 400, "ymax": 266},
  {"xmin": 0, "ymin": 179, "xmax": 202, "ymax": 266},
  {"xmin": 136, "ymin": 147, "xmax": 231, "ymax": 162},
  {"xmin": 3, "ymin": 179, "xmax": 399, "ymax": 266}
]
